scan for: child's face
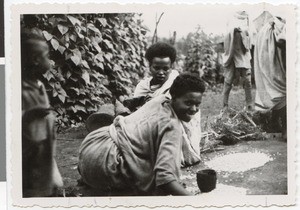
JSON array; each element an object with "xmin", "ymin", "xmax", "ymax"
[
  {"xmin": 149, "ymin": 57, "xmax": 172, "ymax": 85},
  {"xmin": 31, "ymin": 40, "xmax": 51, "ymax": 76},
  {"xmin": 172, "ymin": 92, "xmax": 202, "ymax": 122}
]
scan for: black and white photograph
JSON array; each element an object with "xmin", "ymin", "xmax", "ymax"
[{"xmin": 8, "ymin": 2, "xmax": 296, "ymax": 208}]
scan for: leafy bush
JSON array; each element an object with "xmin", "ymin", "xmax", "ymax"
[
  {"xmin": 184, "ymin": 27, "xmax": 224, "ymax": 86},
  {"xmin": 21, "ymin": 13, "xmax": 148, "ymax": 127}
]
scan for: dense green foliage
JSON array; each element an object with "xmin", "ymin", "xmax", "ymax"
[
  {"xmin": 22, "ymin": 14, "xmax": 148, "ymax": 127},
  {"xmin": 157, "ymin": 27, "xmax": 224, "ymax": 85},
  {"xmin": 184, "ymin": 27, "xmax": 224, "ymax": 86}
]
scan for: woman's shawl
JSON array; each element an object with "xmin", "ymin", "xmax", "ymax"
[
  {"xmin": 133, "ymin": 70, "xmax": 202, "ymax": 166},
  {"xmin": 180, "ymin": 111, "xmax": 202, "ymax": 166},
  {"xmin": 254, "ymin": 21, "xmax": 286, "ymax": 111},
  {"xmin": 134, "ymin": 70, "xmax": 179, "ymax": 98}
]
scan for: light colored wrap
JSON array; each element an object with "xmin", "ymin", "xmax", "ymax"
[
  {"xmin": 134, "ymin": 70, "xmax": 179, "ymax": 98},
  {"xmin": 78, "ymin": 126, "xmax": 132, "ymax": 191},
  {"xmin": 180, "ymin": 110, "xmax": 202, "ymax": 166},
  {"xmin": 254, "ymin": 20, "xmax": 286, "ymax": 111},
  {"xmin": 79, "ymin": 96, "xmax": 183, "ymax": 194},
  {"xmin": 223, "ymin": 28, "xmax": 251, "ymax": 69},
  {"xmin": 134, "ymin": 70, "xmax": 202, "ymax": 166}
]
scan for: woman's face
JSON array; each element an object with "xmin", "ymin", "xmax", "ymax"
[
  {"xmin": 171, "ymin": 92, "xmax": 203, "ymax": 122},
  {"xmin": 150, "ymin": 57, "xmax": 172, "ymax": 85}
]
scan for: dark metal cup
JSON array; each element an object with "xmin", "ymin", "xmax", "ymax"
[{"xmin": 196, "ymin": 169, "xmax": 217, "ymax": 193}]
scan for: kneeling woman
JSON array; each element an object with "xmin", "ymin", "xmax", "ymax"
[{"xmin": 78, "ymin": 73, "xmax": 205, "ymax": 196}]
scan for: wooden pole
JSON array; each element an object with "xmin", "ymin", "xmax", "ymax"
[{"xmin": 152, "ymin": 12, "xmax": 164, "ymax": 44}]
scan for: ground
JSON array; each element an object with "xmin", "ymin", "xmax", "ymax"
[
  {"xmin": 55, "ymin": 86, "xmax": 287, "ymax": 196},
  {"xmin": 181, "ymin": 140, "xmax": 287, "ymax": 195}
]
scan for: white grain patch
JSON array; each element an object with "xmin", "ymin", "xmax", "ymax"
[
  {"xmin": 180, "ymin": 174, "xmax": 195, "ymax": 180},
  {"xmin": 205, "ymin": 152, "xmax": 274, "ymax": 173},
  {"xmin": 199, "ymin": 184, "xmax": 248, "ymax": 195},
  {"xmin": 185, "ymin": 186, "xmax": 200, "ymax": 194}
]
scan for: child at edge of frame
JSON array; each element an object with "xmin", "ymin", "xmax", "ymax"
[{"xmin": 21, "ymin": 27, "xmax": 63, "ymax": 197}]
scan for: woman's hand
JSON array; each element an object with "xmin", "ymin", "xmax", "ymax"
[{"xmin": 158, "ymin": 181, "xmax": 193, "ymax": 196}]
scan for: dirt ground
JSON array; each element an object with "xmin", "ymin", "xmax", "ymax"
[
  {"xmin": 180, "ymin": 140, "xmax": 287, "ymax": 195},
  {"xmin": 55, "ymin": 87, "xmax": 287, "ymax": 196}
]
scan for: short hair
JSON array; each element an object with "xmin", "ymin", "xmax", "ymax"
[
  {"xmin": 170, "ymin": 73, "xmax": 206, "ymax": 98},
  {"xmin": 21, "ymin": 28, "xmax": 46, "ymax": 68},
  {"xmin": 145, "ymin": 42, "xmax": 177, "ymax": 64}
]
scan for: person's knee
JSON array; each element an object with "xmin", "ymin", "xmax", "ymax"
[
  {"xmin": 223, "ymin": 82, "xmax": 232, "ymax": 92},
  {"xmin": 224, "ymin": 77, "xmax": 233, "ymax": 86},
  {"xmin": 225, "ymin": 81, "xmax": 232, "ymax": 89},
  {"xmin": 244, "ymin": 80, "xmax": 251, "ymax": 89},
  {"xmin": 224, "ymin": 72, "xmax": 235, "ymax": 85},
  {"xmin": 242, "ymin": 72, "xmax": 252, "ymax": 88}
]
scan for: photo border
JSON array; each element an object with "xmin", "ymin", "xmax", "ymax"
[{"xmin": 8, "ymin": 2, "xmax": 297, "ymax": 208}]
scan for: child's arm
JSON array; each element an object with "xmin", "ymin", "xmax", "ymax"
[{"xmin": 159, "ymin": 180, "xmax": 192, "ymax": 196}]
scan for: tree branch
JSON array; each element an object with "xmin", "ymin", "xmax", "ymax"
[{"xmin": 152, "ymin": 12, "xmax": 164, "ymax": 44}]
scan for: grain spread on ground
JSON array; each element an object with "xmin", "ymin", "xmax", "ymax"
[
  {"xmin": 205, "ymin": 152, "xmax": 274, "ymax": 173},
  {"xmin": 201, "ymin": 184, "xmax": 248, "ymax": 195},
  {"xmin": 185, "ymin": 183, "xmax": 248, "ymax": 195}
]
